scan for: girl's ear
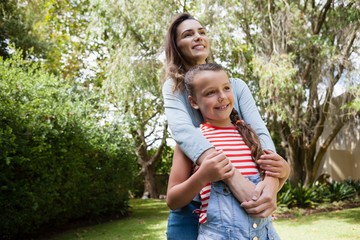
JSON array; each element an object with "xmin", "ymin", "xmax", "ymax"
[{"xmin": 188, "ymin": 96, "xmax": 199, "ymax": 109}]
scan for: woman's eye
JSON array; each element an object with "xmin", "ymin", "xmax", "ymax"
[{"xmin": 183, "ymin": 32, "xmax": 193, "ymax": 38}]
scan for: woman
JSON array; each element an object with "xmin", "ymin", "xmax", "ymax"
[{"xmin": 162, "ymin": 13, "xmax": 289, "ymax": 239}]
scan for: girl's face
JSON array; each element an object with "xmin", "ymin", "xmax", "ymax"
[
  {"xmin": 176, "ymin": 19, "xmax": 210, "ymax": 69},
  {"xmin": 189, "ymin": 70, "xmax": 234, "ymax": 127}
]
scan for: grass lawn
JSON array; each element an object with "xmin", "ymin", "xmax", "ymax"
[{"xmin": 47, "ymin": 199, "xmax": 360, "ymax": 240}]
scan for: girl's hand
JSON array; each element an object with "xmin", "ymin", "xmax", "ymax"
[
  {"xmin": 197, "ymin": 150, "xmax": 235, "ymax": 183},
  {"xmin": 258, "ymin": 150, "xmax": 290, "ymax": 179}
]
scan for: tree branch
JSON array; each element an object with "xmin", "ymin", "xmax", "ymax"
[
  {"xmin": 149, "ymin": 122, "xmax": 168, "ymax": 165},
  {"xmin": 314, "ymin": 0, "xmax": 332, "ymax": 34},
  {"xmin": 311, "ymin": 121, "xmax": 344, "ymax": 181}
]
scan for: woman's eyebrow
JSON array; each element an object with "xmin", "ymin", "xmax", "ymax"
[
  {"xmin": 180, "ymin": 29, "xmax": 194, "ymax": 36},
  {"xmin": 181, "ymin": 27, "xmax": 206, "ymax": 36}
]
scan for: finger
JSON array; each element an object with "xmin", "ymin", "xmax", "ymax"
[
  {"xmin": 225, "ymin": 161, "xmax": 233, "ymax": 171},
  {"xmin": 264, "ymin": 171, "xmax": 281, "ymax": 177},
  {"xmin": 259, "ymin": 154, "xmax": 279, "ymax": 161},
  {"xmin": 217, "ymin": 155, "xmax": 231, "ymax": 167},
  {"xmin": 260, "ymin": 165, "xmax": 281, "ymax": 172},
  {"xmin": 223, "ymin": 166, "xmax": 235, "ymax": 179},
  {"xmin": 241, "ymin": 199, "xmax": 260, "ymax": 209},
  {"xmin": 207, "ymin": 152, "xmax": 227, "ymax": 165},
  {"xmin": 251, "ymin": 181, "xmax": 265, "ymax": 201},
  {"xmin": 263, "ymin": 149, "xmax": 274, "ymax": 155},
  {"xmin": 258, "ymin": 159, "xmax": 281, "ymax": 166},
  {"xmin": 207, "ymin": 149, "xmax": 223, "ymax": 159},
  {"xmin": 260, "ymin": 151, "xmax": 279, "ymax": 159},
  {"xmin": 243, "ymin": 201, "xmax": 268, "ymax": 215}
]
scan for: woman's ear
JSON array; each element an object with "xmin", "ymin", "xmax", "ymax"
[{"xmin": 188, "ymin": 96, "xmax": 199, "ymax": 109}]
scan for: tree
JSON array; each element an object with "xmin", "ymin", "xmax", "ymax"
[
  {"xmin": 0, "ymin": 0, "xmax": 49, "ymax": 58},
  {"xmin": 197, "ymin": 0, "xmax": 360, "ymax": 185},
  {"xmin": 1, "ymin": 0, "xmax": 107, "ymax": 85},
  {"xmin": 0, "ymin": 49, "xmax": 135, "ymax": 237},
  {"xmin": 90, "ymin": 0, "xmax": 183, "ymax": 198}
]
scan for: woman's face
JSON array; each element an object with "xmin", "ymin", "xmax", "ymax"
[{"xmin": 176, "ymin": 19, "xmax": 210, "ymax": 69}]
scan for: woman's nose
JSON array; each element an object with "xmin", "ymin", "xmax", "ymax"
[{"xmin": 193, "ymin": 32, "xmax": 202, "ymax": 41}]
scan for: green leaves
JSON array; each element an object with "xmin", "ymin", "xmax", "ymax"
[
  {"xmin": 277, "ymin": 180, "xmax": 358, "ymax": 209},
  {"xmin": 253, "ymin": 53, "xmax": 303, "ymax": 125},
  {"xmin": 0, "ymin": 48, "xmax": 135, "ymax": 238}
]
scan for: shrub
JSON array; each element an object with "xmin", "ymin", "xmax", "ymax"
[
  {"xmin": 327, "ymin": 181, "xmax": 356, "ymax": 202},
  {"xmin": 277, "ymin": 179, "xmax": 358, "ymax": 210},
  {"xmin": 344, "ymin": 178, "xmax": 360, "ymax": 197},
  {"xmin": 277, "ymin": 181, "xmax": 295, "ymax": 207},
  {"xmin": 0, "ymin": 51, "xmax": 135, "ymax": 239}
]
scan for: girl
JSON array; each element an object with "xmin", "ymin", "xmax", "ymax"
[
  {"xmin": 163, "ymin": 13, "xmax": 289, "ymax": 239},
  {"xmin": 166, "ymin": 63, "xmax": 281, "ymax": 240}
]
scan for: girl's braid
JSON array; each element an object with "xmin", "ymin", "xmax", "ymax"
[{"xmin": 229, "ymin": 109, "xmax": 263, "ymax": 162}]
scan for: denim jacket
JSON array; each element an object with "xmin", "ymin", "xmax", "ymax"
[{"xmin": 162, "ymin": 78, "xmax": 276, "ymax": 163}]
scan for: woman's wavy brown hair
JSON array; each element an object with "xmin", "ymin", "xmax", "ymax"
[{"xmin": 163, "ymin": 13, "xmax": 211, "ymax": 92}]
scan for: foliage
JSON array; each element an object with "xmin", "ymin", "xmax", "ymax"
[
  {"xmin": 193, "ymin": 0, "xmax": 360, "ymax": 185},
  {"xmin": 248, "ymin": 1, "xmax": 360, "ymax": 185},
  {"xmin": 89, "ymin": 0, "xmax": 176, "ymax": 198},
  {"xmin": 344, "ymin": 178, "xmax": 360, "ymax": 196},
  {"xmin": 0, "ymin": 0, "xmax": 49, "ymax": 59},
  {"xmin": 1, "ymin": 0, "xmax": 107, "ymax": 83},
  {"xmin": 327, "ymin": 181, "xmax": 356, "ymax": 202},
  {"xmin": 277, "ymin": 180, "xmax": 358, "ymax": 209},
  {"xmin": 0, "ymin": 50, "xmax": 135, "ymax": 238}
]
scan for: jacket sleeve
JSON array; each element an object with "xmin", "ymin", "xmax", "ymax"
[
  {"xmin": 231, "ymin": 78, "xmax": 276, "ymax": 152},
  {"xmin": 162, "ymin": 79, "xmax": 214, "ymax": 163}
]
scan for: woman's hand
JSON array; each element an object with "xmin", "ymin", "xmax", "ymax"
[
  {"xmin": 240, "ymin": 177, "xmax": 278, "ymax": 218},
  {"xmin": 258, "ymin": 150, "xmax": 290, "ymax": 179}
]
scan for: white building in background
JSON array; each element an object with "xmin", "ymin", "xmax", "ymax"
[{"xmin": 318, "ymin": 116, "xmax": 360, "ymax": 181}]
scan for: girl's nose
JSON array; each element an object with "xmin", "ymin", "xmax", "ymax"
[{"xmin": 218, "ymin": 91, "xmax": 227, "ymax": 102}]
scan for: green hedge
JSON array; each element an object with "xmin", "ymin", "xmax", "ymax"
[{"xmin": 0, "ymin": 52, "xmax": 135, "ymax": 239}]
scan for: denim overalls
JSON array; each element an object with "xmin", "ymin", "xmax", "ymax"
[{"xmin": 197, "ymin": 174, "xmax": 280, "ymax": 240}]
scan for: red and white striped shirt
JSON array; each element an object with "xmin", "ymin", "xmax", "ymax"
[{"xmin": 198, "ymin": 123, "xmax": 259, "ymax": 224}]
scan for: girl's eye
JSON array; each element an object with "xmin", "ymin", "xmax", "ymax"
[
  {"xmin": 206, "ymin": 90, "xmax": 215, "ymax": 96},
  {"xmin": 224, "ymin": 86, "xmax": 231, "ymax": 91}
]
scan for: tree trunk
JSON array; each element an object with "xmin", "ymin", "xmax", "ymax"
[
  {"xmin": 303, "ymin": 145, "xmax": 317, "ymax": 185},
  {"xmin": 287, "ymin": 135, "xmax": 305, "ymax": 185},
  {"xmin": 142, "ymin": 164, "xmax": 158, "ymax": 199},
  {"xmin": 135, "ymin": 122, "xmax": 168, "ymax": 200}
]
